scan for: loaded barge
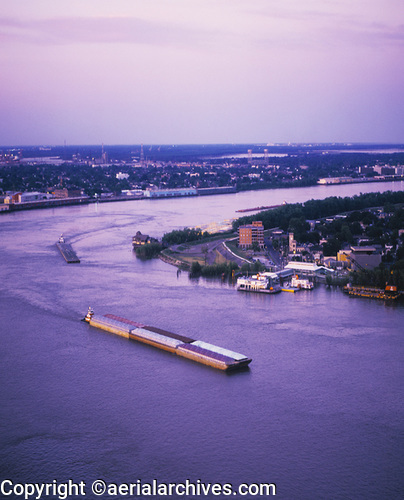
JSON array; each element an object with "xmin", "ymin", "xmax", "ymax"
[
  {"xmin": 56, "ymin": 235, "xmax": 80, "ymax": 263},
  {"xmin": 83, "ymin": 308, "xmax": 252, "ymax": 371},
  {"xmin": 343, "ymin": 284, "xmax": 401, "ymax": 301}
]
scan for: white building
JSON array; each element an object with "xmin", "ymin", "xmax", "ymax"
[
  {"xmin": 284, "ymin": 261, "xmax": 334, "ymax": 277},
  {"xmin": 143, "ymin": 188, "xmax": 197, "ymax": 198},
  {"xmin": 116, "ymin": 172, "xmax": 129, "ymax": 180}
]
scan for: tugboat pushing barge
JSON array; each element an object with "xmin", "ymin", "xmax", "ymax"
[
  {"xmin": 56, "ymin": 234, "xmax": 80, "ymax": 263},
  {"xmin": 83, "ymin": 308, "xmax": 252, "ymax": 371}
]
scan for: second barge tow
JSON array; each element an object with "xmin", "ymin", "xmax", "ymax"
[
  {"xmin": 83, "ymin": 308, "xmax": 252, "ymax": 371},
  {"xmin": 56, "ymin": 235, "xmax": 80, "ymax": 263}
]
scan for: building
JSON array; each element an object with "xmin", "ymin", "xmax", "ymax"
[
  {"xmin": 5, "ymin": 191, "xmax": 53, "ymax": 203},
  {"xmin": 143, "ymin": 187, "xmax": 197, "ymax": 198},
  {"xmin": 116, "ymin": 172, "xmax": 129, "ymax": 180},
  {"xmin": 238, "ymin": 221, "xmax": 264, "ymax": 249},
  {"xmin": 349, "ymin": 246, "xmax": 381, "ymax": 271},
  {"xmin": 289, "ymin": 232, "xmax": 297, "ymax": 253},
  {"xmin": 132, "ymin": 231, "xmax": 157, "ymax": 248},
  {"xmin": 317, "ymin": 177, "xmax": 354, "ymax": 185},
  {"xmin": 373, "ymin": 165, "xmax": 395, "ymax": 175},
  {"xmin": 284, "ymin": 261, "xmax": 334, "ymax": 278},
  {"xmin": 52, "ymin": 188, "xmax": 84, "ymax": 198},
  {"xmin": 337, "ymin": 249, "xmax": 352, "ymax": 269}
]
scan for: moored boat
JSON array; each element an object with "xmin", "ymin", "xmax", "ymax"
[
  {"xmin": 290, "ymin": 275, "xmax": 314, "ymax": 290},
  {"xmin": 236, "ymin": 272, "xmax": 281, "ymax": 294}
]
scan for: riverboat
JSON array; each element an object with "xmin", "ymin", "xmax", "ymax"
[{"xmin": 236, "ymin": 272, "xmax": 281, "ymax": 294}]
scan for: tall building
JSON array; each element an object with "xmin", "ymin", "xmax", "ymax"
[
  {"xmin": 289, "ymin": 232, "xmax": 297, "ymax": 253},
  {"xmin": 238, "ymin": 221, "xmax": 264, "ymax": 249}
]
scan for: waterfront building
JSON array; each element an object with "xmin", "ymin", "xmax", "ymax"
[
  {"xmin": 132, "ymin": 231, "xmax": 157, "ymax": 248},
  {"xmin": 337, "ymin": 249, "xmax": 352, "ymax": 269},
  {"xmin": 349, "ymin": 246, "xmax": 381, "ymax": 271},
  {"xmin": 4, "ymin": 191, "xmax": 54, "ymax": 203},
  {"xmin": 238, "ymin": 221, "xmax": 264, "ymax": 249},
  {"xmin": 284, "ymin": 261, "xmax": 333, "ymax": 278},
  {"xmin": 143, "ymin": 187, "xmax": 197, "ymax": 198},
  {"xmin": 52, "ymin": 188, "xmax": 84, "ymax": 198},
  {"xmin": 334, "ymin": 247, "xmax": 382, "ymax": 271},
  {"xmin": 317, "ymin": 177, "xmax": 354, "ymax": 185}
]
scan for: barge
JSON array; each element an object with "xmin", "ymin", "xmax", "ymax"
[
  {"xmin": 83, "ymin": 308, "xmax": 251, "ymax": 371},
  {"xmin": 236, "ymin": 272, "xmax": 281, "ymax": 294},
  {"xmin": 56, "ymin": 235, "xmax": 80, "ymax": 263},
  {"xmin": 343, "ymin": 284, "xmax": 401, "ymax": 301}
]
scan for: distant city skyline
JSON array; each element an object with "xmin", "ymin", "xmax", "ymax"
[{"xmin": 1, "ymin": 0, "xmax": 403, "ymax": 146}]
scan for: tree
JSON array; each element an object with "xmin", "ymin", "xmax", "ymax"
[{"xmin": 190, "ymin": 261, "xmax": 202, "ymax": 275}]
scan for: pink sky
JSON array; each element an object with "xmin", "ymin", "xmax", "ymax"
[{"xmin": 0, "ymin": 0, "xmax": 403, "ymax": 145}]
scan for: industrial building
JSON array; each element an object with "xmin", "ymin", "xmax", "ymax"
[{"xmin": 143, "ymin": 187, "xmax": 197, "ymax": 198}]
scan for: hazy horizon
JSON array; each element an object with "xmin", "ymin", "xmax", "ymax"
[
  {"xmin": 1, "ymin": 0, "xmax": 403, "ymax": 146},
  {"xmin": 3, "ymin": 142, "xmax": 404, "ymax": 149}
]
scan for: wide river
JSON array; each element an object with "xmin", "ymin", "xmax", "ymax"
[{"xmin": 1, "ymin": 182, "xmax": 403, "ymax": 500}]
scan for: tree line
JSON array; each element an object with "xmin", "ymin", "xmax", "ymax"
[{"xmin": 232, "ymin": 191, "xmax": 404, "ymax": 231}]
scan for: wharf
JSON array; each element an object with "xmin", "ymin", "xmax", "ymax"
[{"xmin": 56, "ymin": 240, "xmax": 80, "ymax": 263}]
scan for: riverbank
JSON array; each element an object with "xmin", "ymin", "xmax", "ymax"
[
  {"xmin": 159, "ymin": 234, "xmax": 248, "ymax": 270},
  {"xmin": 0, "ymin": 186, "xmax": 236, "ymax": 213},
  {"xmin": 2, "ymin": 176, "xmax": 403, "ymax": 214}
]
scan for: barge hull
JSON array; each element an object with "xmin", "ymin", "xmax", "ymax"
[
  {"xmin": 56, "ymin": 242, "xmax": 80, "ymax": 263},
  {"xmin": 83, "ymin": 310, "xmax": 251, "ymax": 371}
]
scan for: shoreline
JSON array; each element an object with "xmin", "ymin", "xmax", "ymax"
[{"xmin": 2, "ymin": 177, "xmax": 403, "ymax": 214}]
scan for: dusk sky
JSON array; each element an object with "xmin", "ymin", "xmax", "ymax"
[{"xmin": 1, "ymin": 0, "xmax": 403, "ymax": 146}]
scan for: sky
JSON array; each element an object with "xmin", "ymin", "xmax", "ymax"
[{"xmin": 0, "ymin": 0, "xmax": 403, "ymax": 146}]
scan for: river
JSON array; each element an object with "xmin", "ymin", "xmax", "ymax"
[{"xmin": 0, "ymin": 181, "xmax": 403, "ymax": 500}]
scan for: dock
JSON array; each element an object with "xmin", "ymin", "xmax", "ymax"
[
  {"xmin": 56, "ymin": 237, "xmax": 80, "ymax": 263},
  {"xmin": 83, "ymin": 308, "xmax": 251, "ymax": 371}
]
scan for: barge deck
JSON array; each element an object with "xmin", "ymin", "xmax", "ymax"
[
  {"xmin": 83, "ymin": 308, "xmax": 251, "ymax": 371},
  {"xmin": 343, "ymin": 285, "xmax": 401, "ymax": 300},
  {"xmin": 56, "ymin": 235, "xmax": 80, "ymax": 263}
]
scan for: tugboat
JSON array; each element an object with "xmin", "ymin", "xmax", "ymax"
[{"xmin": 56, "ymin": 234, "xmax": 80, "ymax": 263}]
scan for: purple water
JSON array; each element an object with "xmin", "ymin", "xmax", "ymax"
[{"xmin": 1, "ymin": 182, "xmax": 403, "ymax": 499}]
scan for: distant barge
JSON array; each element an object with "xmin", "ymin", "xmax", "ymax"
[
  {"xmin": 236, "ymin": 201, "xmax": 287, "ymax": 213},
  {"xmin": 56, "ymin": 235, "xmax": 80, "ymax": 263},
  {"xmin": 83, "ymin": 308, "xmax": 252, "ymax": 371},
  {"xmin": 343, "ymin": 284, "xmax": 401, "ymax": 301},
  {"xmin": 236, "ymin": 204, "xmax": 283, "ymax": 213}
]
